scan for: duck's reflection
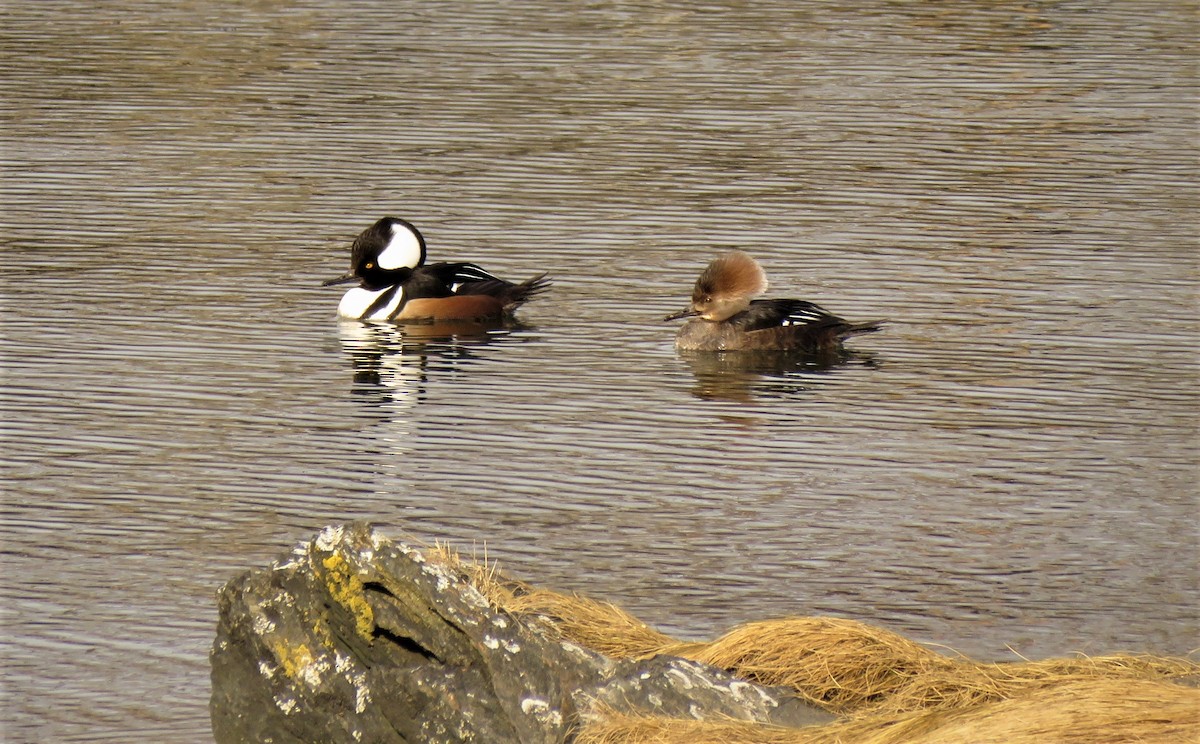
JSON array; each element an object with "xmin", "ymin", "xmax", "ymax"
[
  {"xmin": 679, "ymin": 348, "xmax": 879, "ymax": 402},
  {"xmin": 337, "ymin": 320, "xmax": 524, "ymax": 413}
]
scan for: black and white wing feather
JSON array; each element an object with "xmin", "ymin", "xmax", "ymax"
[
  {"xmin": 421, "ymin": 261, "xmax": 506, "ymax": 292},
  {"xmin": 732, "ymin": 299, "xmax": 843, "ymax": 332}
]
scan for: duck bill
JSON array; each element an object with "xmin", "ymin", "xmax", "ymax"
[
  {"xmin": 322, "ymin": 273, "xmax": 360, "ymax": 287},
  {"xmin": 664, "ymin": 307, "xmax": 699, "ymax": 321}
]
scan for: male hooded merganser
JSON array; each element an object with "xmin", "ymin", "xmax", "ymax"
[
  {"xmin": 665, "ymin": 250, "xmax": 883, "ymax": 352},
  {"xmin": 324, "ymin": 217, "xmax": 550, "ymax": 322}
]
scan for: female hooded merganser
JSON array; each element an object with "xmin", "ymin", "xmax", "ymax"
[
  {"xmin": 665, "ymin": 250, "xmax": 882, "ymax": 352},
  {"xmin": 324, "ymin": 217, "xmax": 550, "ymax": 323}
]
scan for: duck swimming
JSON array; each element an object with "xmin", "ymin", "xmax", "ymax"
[
  {"xmin": 325, "ymin": 217, "xmax": 549, "ymax": 323},
  {"xmin": 666, "ymin": 250, "xmax": 882, "ymax": 352}
]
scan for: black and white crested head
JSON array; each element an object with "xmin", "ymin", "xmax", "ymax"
[{"xmin": 351, "ymin": 217, "xmax": 428, "ymax": 273}]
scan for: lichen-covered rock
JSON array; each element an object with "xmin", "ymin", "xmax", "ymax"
[{"xmin": 210, "ymin": 523, "xmax": 831, "ymax": 743}]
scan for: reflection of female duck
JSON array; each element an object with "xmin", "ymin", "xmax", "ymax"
[
  {"xmin": 667, "ymin": 251, "xmax": 882, "ymax": 352},
  {"xmin": 325, "ymin": 217, "xmax": 550, "ymax": 323},
  {"xmin": 679, "ymin": 347, "xmax": 877, "ymax": 402}
]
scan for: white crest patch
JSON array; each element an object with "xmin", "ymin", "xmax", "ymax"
[{"xmin": 377, "ymin": 222, "xmax": 423, "ymax": 270}]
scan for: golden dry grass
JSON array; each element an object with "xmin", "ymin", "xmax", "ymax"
[
  {"xmin": 665, "ymin": 616, "xmax": 1198, "ymax": 716},
  {"xmin": 661, "ymin": 616, "xmax": 946, "ymax": 712},
  {"xmin": 575, "ymin": 679, "xmax": 1200, "ymax": 744},
  {"xmin": 420, "ymin": 539, "xmax": 1199, "ymax": 743},
  {"xmin": 428, "ymin": 541, "xmax": 677, "ymax": 658}
]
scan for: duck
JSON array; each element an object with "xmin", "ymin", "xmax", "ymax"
[
  {"xmin": 325, "ymin": 217, "xmax": 549, "ymax": 323},
  {"xmin": 665, "ymin": 250, "xmax": 882, "ymax": 352}
]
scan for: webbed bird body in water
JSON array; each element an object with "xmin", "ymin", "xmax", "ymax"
[
  {"xmin": 666, "ymin": 250, "xmax": 882, "ymax": 352},
  {"xmin": 325, "ymin": 217, "xmax": 549, "ymax": 323}
]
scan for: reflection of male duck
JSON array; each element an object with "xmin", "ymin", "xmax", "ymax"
[
  {"xmin": 337, "ymin": 323, "xmax": 433, "ymax": 411},
  {"xmin": 325, "ymin": 217, "xmax": 550, "ymax": 323},
  {"xmin": 335, "ymin": 323, "xmax": 492, "ymax": 463},
  {"xmin": 336, "ymin": 321, "xmax": 527, "ymax": 411},
  {"xmin": 666, "ymin": 251, "xmax": 882, "ymax": 352}
]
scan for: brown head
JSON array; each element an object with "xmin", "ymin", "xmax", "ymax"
[{"xmin": 665, "ymin": 250, "xmax": 769, "ymax": 322}]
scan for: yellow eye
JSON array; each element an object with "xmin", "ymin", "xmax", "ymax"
[{"xmin": 365, "ymin": 262, "xmax": 375, "ymax": 269}]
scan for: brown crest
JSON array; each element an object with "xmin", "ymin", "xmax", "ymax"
[{"xmin": 693, "ymin": 250, "xmax": 769, "ymax": 301}]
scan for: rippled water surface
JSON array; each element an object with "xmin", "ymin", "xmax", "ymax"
[{"xmin": 3, "ymin": 1, "xmax": 1197, "ymax": 741}]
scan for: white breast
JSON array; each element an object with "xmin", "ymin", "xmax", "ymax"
[{"xmin": 337, "ymin": 286, "xmax": 405, "ymax": 321}]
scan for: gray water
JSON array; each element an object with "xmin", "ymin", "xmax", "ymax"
[{"xmin": 2, "ymin": 1, "xmax": 1197, "ymax": 741}]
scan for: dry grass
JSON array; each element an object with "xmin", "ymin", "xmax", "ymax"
[
  {"xmin": 427, "ymin": 541, "xmax": 677, "ymax": 657},
  {"xmin": 575, "ymin": 708, "xmax": 809, "ymax": 744},
  {"xmin": 575, "ymin": 679, "xmax": 1200, "ymax": 744},
  {"xmin": 501, "ymin": 586, "xmax": 679, "ymax": 658},
  {"xmin": 845, "ymin": 678, "xmax": 1200, "ymax": 744},
  {"xmin": 664, "ymin": 616, "xmax": 1198, "ymax": 716},
  {"xmin": 419, "ymin": 539, "xmax": 1199, "ymax": 742},
  {"xmin": 661, "ymin": 616, "xmax": 947, "ymax": 712}
]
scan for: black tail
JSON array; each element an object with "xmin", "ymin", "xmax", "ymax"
[
  {"xmin": 838, "ymin": 319, "xmax": 884, "ymax": 340},
  {"xmin": 502, "ymin": 273, "xmax": 551, "ymax": 312}
]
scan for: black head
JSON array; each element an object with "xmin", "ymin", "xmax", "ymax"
[{"xmin": 324, "ymin": 217, "xmax": 427, "ymax": 289}]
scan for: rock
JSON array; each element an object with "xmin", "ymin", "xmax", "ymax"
[{"xmin": 210, "ymin": 523, "xmax": 832, "ymax": 743}]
